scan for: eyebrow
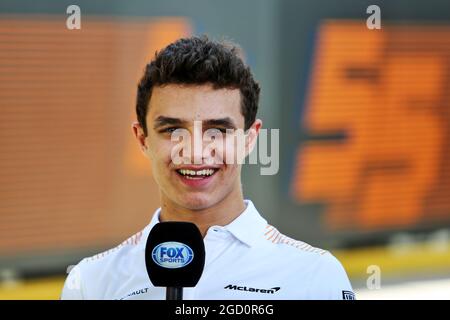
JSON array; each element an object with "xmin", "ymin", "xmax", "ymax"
[
  {"xmin": 153, "ymin": 116, "xmax": 237, "ymax": 130},
  {"xmin": 153, "ymin": 116, "xmax": 187, "ymax": 129},
  {"xmin": 203, "ymin": 117, "xmax": 237, "ymax": 129}
]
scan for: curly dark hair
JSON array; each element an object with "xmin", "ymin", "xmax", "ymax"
[{"xmin": 136, "ymin": 35, "xmax": 260, "ymax": 136}]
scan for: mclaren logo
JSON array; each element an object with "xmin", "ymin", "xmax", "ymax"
[{"xmin": 224, "ymin": 284, "xmax": 281, "ymax": 294}]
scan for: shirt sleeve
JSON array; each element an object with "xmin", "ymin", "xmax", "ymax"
[
  {"xmin": 309, "ymin": 252, "xmax": 356, "ymax": 300},
  {"xmin": 60, "ymin": 263, "xmax": 84, "ymax": 300}
]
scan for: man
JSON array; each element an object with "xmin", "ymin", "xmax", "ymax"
[{"xmin": 61, "ymin": 36, "xmax": 354, "ymax": 300}]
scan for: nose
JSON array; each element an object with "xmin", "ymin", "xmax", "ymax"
[
  {"xmin": 191, "ymin": 121, "xmax": 205, "ymax": 165},
  {"xmin": 170, "ymin": 121, "xmax": 223, "ymax": 166}
]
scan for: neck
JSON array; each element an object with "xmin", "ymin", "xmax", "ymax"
[{"xmin": 158, "ymin": 187, "xmax": 246, "ymax": 237}]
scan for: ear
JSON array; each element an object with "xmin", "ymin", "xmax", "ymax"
[
  {"xmin": 132, "ymin": 121, "xmax": 148, "ymax": 153},
  {"xmin": 245, "ymin": 119, "xmax": 262, "ymax": 156}
]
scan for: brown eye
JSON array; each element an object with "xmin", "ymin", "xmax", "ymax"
[{"xmin": 161, "ymin": 127, "xmax": 179, "ymax": 133}]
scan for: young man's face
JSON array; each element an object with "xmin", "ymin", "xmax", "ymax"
[{"xmin": 134, "ymin": 84, "xmax": 260, "ymax": 210}]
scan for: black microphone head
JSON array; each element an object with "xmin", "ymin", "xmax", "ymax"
[{"xmin": 145, "ymin": 221, "xmax": 205, "ymax": 288}]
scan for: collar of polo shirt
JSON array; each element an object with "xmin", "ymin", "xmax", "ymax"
[{"xmin": 148, "ymin": 200, "xmax": 268, "ymax": 248}]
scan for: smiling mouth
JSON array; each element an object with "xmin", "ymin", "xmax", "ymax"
[{"xmin": 176, "ymin": 168, "xmax": 219, "ymax": 180}]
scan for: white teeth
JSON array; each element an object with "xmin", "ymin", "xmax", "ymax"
[{"xmin": 178, "ymin": 169, "xmax": 215, "ymax": 177}]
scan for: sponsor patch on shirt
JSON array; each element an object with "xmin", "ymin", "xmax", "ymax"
[
  {"xmin": 118, "ymin": 287, "xmax": 150, "ymax": 300},
  {"xmin": 342, "ymin": 290, "xmax": 356, "ymax": 300},
  {"xmin": 224, "ymin": 284, "xmax": 281, "ymax": 294}
]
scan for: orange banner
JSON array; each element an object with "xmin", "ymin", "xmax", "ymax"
[{"xmin": 292, "ymin": 21, "xmax": 450, "ymax": 231}]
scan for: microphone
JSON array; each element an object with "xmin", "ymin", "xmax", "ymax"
[{"xmin": 145, "ymin": 221, "xmax": 205, "ymax": 300}]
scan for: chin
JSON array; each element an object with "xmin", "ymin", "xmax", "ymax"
[{"xmin": 178, "ymin": 194, "xmax": 217, "ymax": 210}]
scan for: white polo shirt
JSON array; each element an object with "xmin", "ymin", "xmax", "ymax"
[{"xmin": 61, "ymin": 200, "xmax": 354, "ymax": 300}]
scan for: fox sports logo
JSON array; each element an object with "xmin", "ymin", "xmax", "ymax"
[{"xmin": 152, "ymin": 242, "xmax": 194, "ymax": 269}]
